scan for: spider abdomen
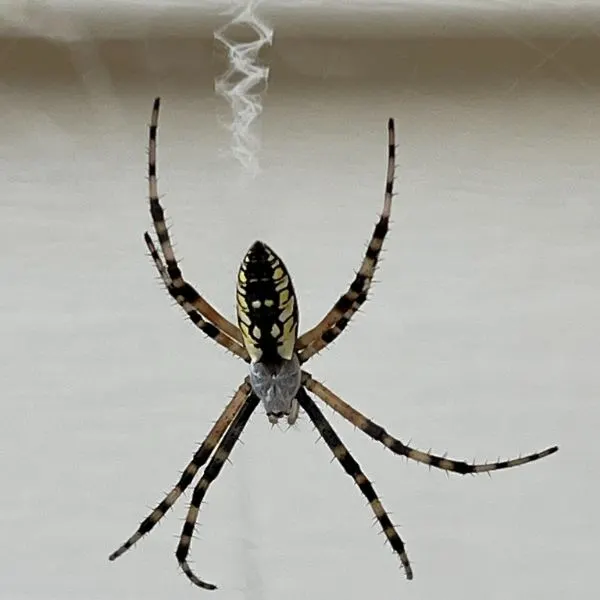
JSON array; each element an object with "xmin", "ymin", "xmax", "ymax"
[{"xmin": 236, "ymin": 241, "xmax": 299, "ymax": 363}]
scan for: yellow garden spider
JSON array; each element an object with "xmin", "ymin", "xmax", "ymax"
[{"xmin": 109, "ymin": 97, "xmax": 558, "ymax": 590}]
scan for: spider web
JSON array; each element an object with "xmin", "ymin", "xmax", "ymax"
[
  {"xmin": 214, "ymin": 0, "xmax": 273, "ymax": 175},
  {"xmin": 472, "ymin": 6, "xmax": 600, "ymax": 94},
  {"xmin": 2, "ymin": 2, "xmax": 599, "ymax": 165}
]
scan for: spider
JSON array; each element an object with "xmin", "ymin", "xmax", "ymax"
[{"xmin": 109, "ymin": 97, "xmax": 558, "ymax": 590}]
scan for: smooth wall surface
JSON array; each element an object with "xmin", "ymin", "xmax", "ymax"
[{"xmin": 1, "ymin": 11, "xmax": 599, "ymax": 600}]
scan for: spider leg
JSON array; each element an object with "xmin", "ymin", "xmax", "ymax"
[
  {"xmin": 302, "ymin": 372, "xmax": 558, "ymax": 474},
  {"xmin": 296, "ymin": 387, "xmax": 413, "ymax": 580},
  {"xmin": 144, "ymin": 233, "xmax": 249, "ymax": 361},
  {"xmin": 296, "ymin": 118, "xmax": 396, "ymax": 362},
  {"xmin": 147, "ymin": 97, "xmax": 247, "ymax": 356},
  {"xmin": 177, "ymin": 392, "xmax": 260, "ymax": 590},
  {"xmin": 108, "ymin": 380, "xmax": 252, "ymax": 562}
]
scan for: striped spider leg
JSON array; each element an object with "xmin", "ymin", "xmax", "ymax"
[
  {"xmin": 295, "ymin": 387, "xmax": 413, "ymax": 579},
  {"xmin": 295, "ymin": 117, "xmax": 396, "ymax": 363},
  {"xmin": 144, "ymin": 233, "xmax": 247, "ymax": 359},
  {"xmin": 109, "ymin": 98, "xmax": 558, "ymax": 592},
  {"xmin": 292, "ymin": 115, "xmax": 557, "ymax": 474},
  {"xmin": 302, "ymin": 373, "xmax": 559, "ymax": 474},
  {"xmin": 108, "ymin": 379, "xmax": 252, "ymax": 564},
  {"xmin": 176, "ymin": 391, "xmax": 260, "ymax": 590},
  {"xmin": 146, "ymin": 97, "xmax": 249, "ymax": 362}
]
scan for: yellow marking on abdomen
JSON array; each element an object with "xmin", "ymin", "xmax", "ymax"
[{"xmin": 236, "ymin": 241, "xmax": 299, "ymax": 362}]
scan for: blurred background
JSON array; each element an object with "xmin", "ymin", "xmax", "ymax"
[{"xmin": 1, "ymin": 2, "xmax": 598, "ymax": 600}]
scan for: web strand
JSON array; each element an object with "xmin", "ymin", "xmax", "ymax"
[{"xmin": 214, "ymin": 0, "xmax": 273, "ymax": 175}]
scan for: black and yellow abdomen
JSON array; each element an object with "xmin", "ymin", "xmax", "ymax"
[{"xmin": 236, "ymin": 241, "xmax": 298, "ymax": 364}]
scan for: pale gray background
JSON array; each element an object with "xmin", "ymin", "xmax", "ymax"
[{"xmin": 1, "ymin": 2, "xmax": 598, "ymax": 599}]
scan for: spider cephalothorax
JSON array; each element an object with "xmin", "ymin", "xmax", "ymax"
[{"xmin": 109, "ymin": 97, "xmax": 558, "ymax": 591}]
